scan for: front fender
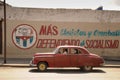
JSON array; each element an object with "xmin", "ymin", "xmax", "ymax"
[{"xmin": 34, "ymin": 56, "xmax": 55, "ymax": 67}]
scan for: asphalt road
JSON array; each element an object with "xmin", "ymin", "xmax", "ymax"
[{"xmin": 0, "ymin": 67, "xmax": 119, "ymax": 80}]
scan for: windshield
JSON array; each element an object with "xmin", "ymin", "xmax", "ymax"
[{"xmin": 52, "ymin": 47, "xmax": 59, "ymax": 54}]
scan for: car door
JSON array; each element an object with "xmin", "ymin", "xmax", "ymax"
[
  {"xmin": 70, "ymin": 48, "xmax": 80, "ymax": 67},
  {"xmin": 77, "ymin": 48, "xmax": 91, "ymax": 66},
  {"xmin": 54, "ymin": 48, "xmax": 71, "ymax": 67}
]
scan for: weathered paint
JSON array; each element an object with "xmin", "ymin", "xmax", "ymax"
[
  {"xmin": 5, "ymin": 20, "xmax": 120, "ymax": 59},
  {"xmin": 0, "ymin": 4, "xmax": 120, "ymax": 59}
]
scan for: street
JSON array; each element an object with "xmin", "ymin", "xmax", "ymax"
[{"xmin": 0, "ymin": 67, "xmax": 119, "ymax": 80}]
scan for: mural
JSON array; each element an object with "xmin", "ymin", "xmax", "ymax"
[
  {"xmin": 12, "ymin": 24, "xmax": 37, "ymax": 49},
  {"xmin": 12, "ymin": 23, "xmax": 120, "ymax": 49}
]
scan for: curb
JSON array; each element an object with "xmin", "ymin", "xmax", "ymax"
[
  {"xmin": 102, "ymin": 65, "xmax": 120, "ymax": 68},
  {"xmin": 0, "ymin": 64, "xmax": 120, "ymax": 68},
  {"xmin": 0, "ymin": 64, "xmax": 31, "ymax": 68}
]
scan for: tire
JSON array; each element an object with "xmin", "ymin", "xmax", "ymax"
[
  {"xmin": 81, "ymin": 66, "xmax": 93, "ymax": 72},
  {"xmin": 37, "ymin": 62, "xmax": 47, "ymax": 72}
]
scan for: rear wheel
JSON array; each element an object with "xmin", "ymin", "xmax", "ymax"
[
  {"xmin": 81, "ymin": 66, "xmax": 93, "ymax": 72},
  {"xmin": 37, "ymin": 62, "xmax": 47, "ymax": 72}
]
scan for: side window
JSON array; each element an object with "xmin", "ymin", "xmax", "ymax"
[
  {"xmin": 77, "ymin": 49, "xmax": 82, "ymax": 54},
  {"xmin": 57, "ymin": 48, "xmax": 62, "ymax": 54},
  {"xmin": 57, "ymin": 48, "xmax": 68, "ymax": 54},
  {"xmin": 63, "ymin": 48, "xmax": 68, "ymax": 54},
  {"xmin": 71, "ymin": 48, "xmax": 82, "ymax": 54}
]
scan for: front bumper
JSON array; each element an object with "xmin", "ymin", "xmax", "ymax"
[
  {"xmin": 30, "ymin": 60, "xmax": 34, "ymax": 66},
  {"xmin": 29, "ymin": 58, "xmax": 36, "ymax": 67}
]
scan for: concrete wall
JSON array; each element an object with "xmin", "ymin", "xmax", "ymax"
[
  {"xmin": 0, "ymin": 4, "xmax": 120, "ymax": 22},
  {"xmin": 0, "ymin": 4, "xmax": 120, "ymax": 59}
]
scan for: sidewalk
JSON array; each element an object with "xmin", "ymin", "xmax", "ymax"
[
  {"xmin": 0, "ymin": 58, "xmax": 31, "ymax": 67},
  {"xmin": 0, "ymin": 58, "xmax": 120, "ymax": 68},
  {"xmin": 103, "ymin": 60, "xmax": 120, "ymax": 68}
]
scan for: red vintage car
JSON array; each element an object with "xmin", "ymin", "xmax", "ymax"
[{"xmin": 30, "ymin": 45, "xmax": 104, "ymax": 71}]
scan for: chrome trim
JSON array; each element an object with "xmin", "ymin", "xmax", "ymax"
[
  {"xmin": 35, "ymin": 55, "xmax": 54, "ymax": 58},
  {"xmin": 30, "ymin": 60, "xmax": 36, "ymax": 66},
  {"xmin": 29, "ymin": 57, "xmax": 36, "ymax": 66}
]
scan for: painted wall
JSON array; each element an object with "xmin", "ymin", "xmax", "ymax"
[
  {"xmin": 7, "ymin": 20, "xmax": 120, "ymax": 59},
  {"xmin": 0, "ymin": 5, "xmax": 120, "ymax": 59}
]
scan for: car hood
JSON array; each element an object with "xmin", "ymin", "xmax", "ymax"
[{"xmin": 34, "ymin": 52, "xmax": 55, "ymax": 57}]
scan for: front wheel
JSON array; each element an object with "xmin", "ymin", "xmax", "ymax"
[
  {"xmin": 81, "ymin": 66, "xmax": 93, "ymax": 72},
  {"xmin": 37, "ymin": 62, "xmax": 47, "ymax": 72}
]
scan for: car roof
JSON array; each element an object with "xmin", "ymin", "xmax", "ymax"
[
  {"xmin": 56, "ymin": 45, "xmax": 90, "ymax": 54},
  {"xmin": 57, "ymin": 45, "xmax": 85, "ymax": 49}
]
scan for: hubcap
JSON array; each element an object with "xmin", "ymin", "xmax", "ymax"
[
  {"xmin": 85, "ymin": 66, "xmax": 92, "ymax": 71},
  {"xmin": 39, "ymin": 64, "xmax": 46, "ymax": 71}
]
